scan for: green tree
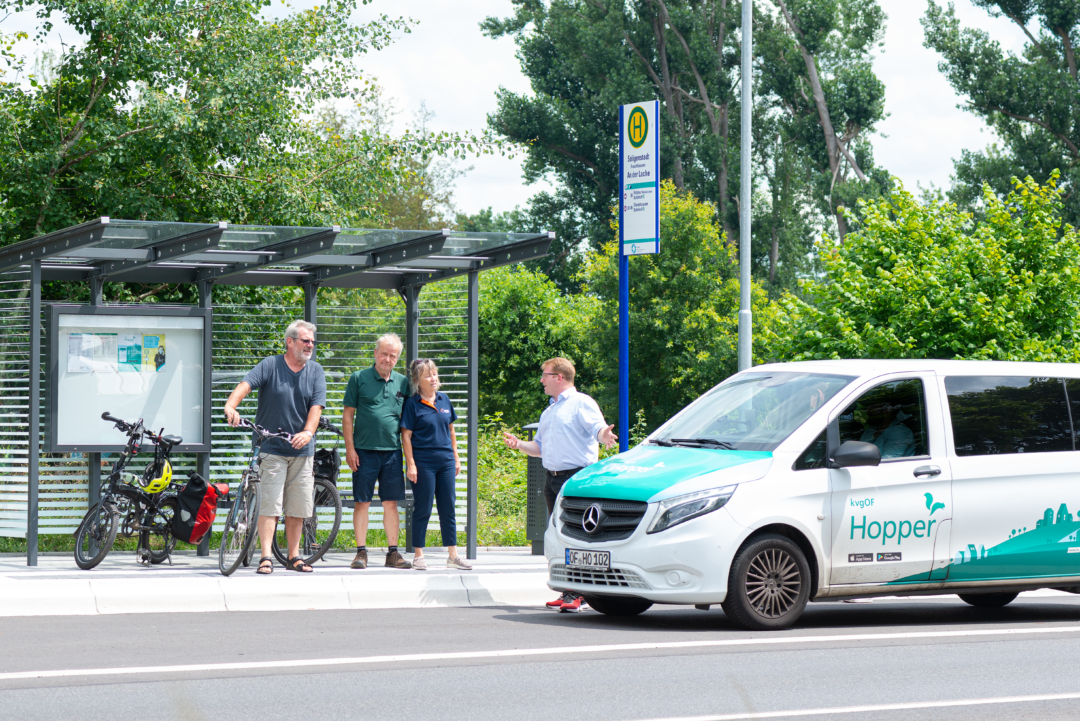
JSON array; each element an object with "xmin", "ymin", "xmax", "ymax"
[
  {"xmin": 478, "ymin": 265, "xmax": 598, "ymax": 425},
  {"xmin": 482, "ymin": 0, "xmax": 748, "ymax": 282},
  {"xmin": 0, "ymin": 0, "xmax": 415, "ymax": 243},
  {"xmin": 923, "ymin": 0, "xmax": 1080, "ymax": 224},
  {"xmin": 581, "ymin": 180, "xmax": 780, "ymax": 431},
  {"xmin": 771, "ymin": 172, "xmax": 1080, "ymax": 362},
  {"xmin": 758, "ymin": 0, "xmax": 890, "ymax": 242}
]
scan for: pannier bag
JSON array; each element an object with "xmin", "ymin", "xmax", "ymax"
[
  {"xmin": 313, "ymin": 447, "xmax": 341, "ymax": 486},
  {"xmin": 172, "ymin": 473, "xmax": 229, "ymax": 544}
]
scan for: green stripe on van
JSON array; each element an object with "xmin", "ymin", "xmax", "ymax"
[{"xmin": 562, "ymin": 445, "xmax": 772, "ymax": 503}]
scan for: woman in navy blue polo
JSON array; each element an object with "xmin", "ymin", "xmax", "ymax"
[{"xmin": 400, "ymin": 359, "xmax": 472, "ymax": 570}]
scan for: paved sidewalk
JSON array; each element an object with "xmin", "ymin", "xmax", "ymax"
[{"xmin": 0, "ymin": 548, "xmax": 553, "ymax": 617}]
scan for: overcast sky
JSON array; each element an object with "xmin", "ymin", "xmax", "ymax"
[{"xmin": 5, "ymin": 0, "xmax": 1035, "ymax": 217}]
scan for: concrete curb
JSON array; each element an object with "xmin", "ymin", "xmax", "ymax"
[{"xmin": 0, "ymin": 571, "xmax": 552, "ymax": 617}]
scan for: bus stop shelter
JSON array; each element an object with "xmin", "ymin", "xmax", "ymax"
[{"xmin": 0, "ymin": 218, "xmax": 553, "ymax": 565}]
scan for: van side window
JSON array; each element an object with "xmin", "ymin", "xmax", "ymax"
[
  {"xmin": 794, "ymin": 430, "xmax": 827, "ymax": 470},
  {"xmin": 945, "ymin": 376, "xmax": 1073, "ymax": 455},
  {"xmin": 837, "ymin": 379, "xmax": 928, "ymax": 460}
]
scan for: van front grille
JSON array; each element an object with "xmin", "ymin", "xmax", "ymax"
[
  {"xmin": 550, "ymin": 563, "xmax": 650, "ymax": 589},
  {"xmin": 559, "ymin": 496, "xmax": 648, "ymax": 543}
]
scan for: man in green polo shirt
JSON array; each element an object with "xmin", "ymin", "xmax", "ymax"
[{"xmin": 343, "ymin": 333, "xmax": 412, "ymax": 569}]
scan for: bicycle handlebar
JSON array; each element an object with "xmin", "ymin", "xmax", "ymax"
[
  {"xmin": 236, "ymin": 418, "xmax": 293, "ymax": 442},
  {"xmin": 317, "ymin": 418, "xmax": 343, "ymax": 437}
]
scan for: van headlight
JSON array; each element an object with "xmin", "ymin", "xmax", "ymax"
[{"xmin": 647, "ymin": 485, "xmax": 737, "ymax": 534}]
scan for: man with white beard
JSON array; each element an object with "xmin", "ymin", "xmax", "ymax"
[{"xmin": 224, "ymin": 320, "xmax": 327, "ymax": 574}]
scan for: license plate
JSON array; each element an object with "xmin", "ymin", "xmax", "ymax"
[{"xmin": 565, "ymin": 548, "xmax": 610, "ymax": 571}]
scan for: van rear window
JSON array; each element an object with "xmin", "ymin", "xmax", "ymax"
[{"xmin": 944, "ymin": 376, "xmax": 1075, "ymax": 455}]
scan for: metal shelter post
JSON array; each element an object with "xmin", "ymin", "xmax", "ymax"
[
  {"xmin": 27, "ymin": 260, "xmax": 41, "ymax": 566},
  {"xmin": 402, "ymin": 284, "xmax": 420, "ymax": 553},
  {"xmin": 303, "ymin": 283, "xmax": 318, "ymax": 325},
  {"xmin": 466, "ymin": 271, "xmax": 479, "ymax": 560},
  {"xmin": 196, "ymin": 280, "xmax": 213, "ymax": 557},
  {"xmin": 87, "ymin": 279, "xmax": 103, "ymax": 507}
]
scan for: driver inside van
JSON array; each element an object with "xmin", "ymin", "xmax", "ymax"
[{"xmin": 858, "ymin": 402, "xmax": 914, "ymax": 459}]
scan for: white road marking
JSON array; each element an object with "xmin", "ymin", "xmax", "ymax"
[
  {"xmin": 629, "ymin": 692, "xmax": 1080, "ymax": 720},
  {"xmin": 2, "ymin": 625, "xmax": 1079, "ymax": 681}
]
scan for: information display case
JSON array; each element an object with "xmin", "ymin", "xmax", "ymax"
[{"xmin": 46, "ymin": 305, "xmax": 212, "ymax": 452}]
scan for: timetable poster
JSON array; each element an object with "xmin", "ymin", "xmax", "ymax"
[
  {"xmin": 66, "ymin": 333, "xmax": 118, "ymax": 373},
  {"xmin": 142, "ymin": 334, "xmax": 166, "ymax": 372}
]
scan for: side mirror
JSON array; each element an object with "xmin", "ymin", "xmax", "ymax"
[{"xmin": 830, "ymin": 440, "xmax": 881, "ymax": 468}]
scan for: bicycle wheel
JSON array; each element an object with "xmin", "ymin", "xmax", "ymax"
[
  {"xmin": 271, "ymin": 477, "xmax": 342, "ymax": 566},
  {"xmin": 74, "ymin": 501, "xmax": 118, "ymax": 570},
  {"xmin": 219, "ymin": 479, "xmax": 260, "ymax": 576},
  {"xmin": 149, "ymin": 495, "xmax": 178, "ymax": 565}
]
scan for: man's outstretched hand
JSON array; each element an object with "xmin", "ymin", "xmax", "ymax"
[
  {"xmin": 599, "ymin": 424, "xmax": 618, "ymax": 449},
  {"xmin": 502, "ymin": 431, "xmax": 521, "ymax": 450}
]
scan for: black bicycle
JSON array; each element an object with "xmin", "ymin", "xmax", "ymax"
[
  {"xmin": 269, "ymin": 417, "xmax": 344, "ymax": 567},
  {"xmin": 218, "ymin": 419, "xmax": 293, "ymax": 576},
  {"xmin": 74, "ymin": 413, "xmax": 182, "ymax": 570}
]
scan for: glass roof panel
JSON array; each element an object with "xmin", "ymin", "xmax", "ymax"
[
  {"xmin": 217, "ymin": 224, "xmax": 328, "ymax": 251},
  {"xmin": 438, "ymin": 231, "xmax": 544, "ymax": 257},
  {"xmin": 98, "ymin": 220, "xmax": 218, "ymax": 249},
  {"xmin": 328, "ymin": 229, "xmax": 439, "ymax": 257}
]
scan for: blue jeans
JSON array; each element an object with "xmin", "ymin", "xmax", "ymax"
[{"xmin": 411, "ymin": 454, "xmax": 457, "ymax": 548}]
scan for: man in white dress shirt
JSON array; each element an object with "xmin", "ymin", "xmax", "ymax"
[{"xmin": 503, "ymin": 357, "xmax": 617, "ymax": 612}]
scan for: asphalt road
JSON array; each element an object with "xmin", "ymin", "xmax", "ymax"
[{"xmin": 2, "ymin": 592, "xmax": 1080, "ymax": 720}]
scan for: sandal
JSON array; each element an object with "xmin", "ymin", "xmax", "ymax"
[
  {"xmin": 287, "ymin": 556, "xmax": 313, "ymax": 573},
  {"xmin": 257, "ymin": 557, "xmax": 274, "ymax": 575}
]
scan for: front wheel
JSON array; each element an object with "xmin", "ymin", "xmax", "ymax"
[
  {"xmin": 271, "ymin": 477, "xmax": 342, "ymax": 566},
  {"xmin": 219, "ymin": 481, "xmax": 260, "ymax": 576},
  {"xmin": 74, "ymin": 502, "xmax": 118, "ymax": 570},
  {"xmin": 958, "ymin": 592, "xmax": 1018, "ymax": 608},
  {"xmin": 582, "ymin": 595, "xmax": 653, "ymax": 617},
  {"xmin": 721, "ymin": 533, "xmax": 811, "ymax": 631}
]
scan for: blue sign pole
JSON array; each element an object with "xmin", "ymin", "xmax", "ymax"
[
  {"xmin": 618, "ymin": 100, "xmax": 659, "ymax": 454},
  {"xmin": 618, "ymin": 108, "xmax": 629, "ymax": 453}
]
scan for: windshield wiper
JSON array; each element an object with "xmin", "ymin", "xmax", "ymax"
[
  {"xmin": 668, "ymin": 438, "xmax": 735, "ymax": 449},
  {"xmin": 652, "ymin": 439, "xmax": 675, "ymax": 447}
]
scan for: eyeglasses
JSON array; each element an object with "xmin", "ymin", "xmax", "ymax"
[
  {"xmin": 291, "ymin": 337, "xmax": 316, "ymax": 346},
  {"xmin": 541, "ymin": 372, "xmax": 561, "ymax": 378}
]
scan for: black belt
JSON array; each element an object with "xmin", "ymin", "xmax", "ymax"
[{"xmin": 546, "ymin": 468, "xmax": 581, "ymax": 477}]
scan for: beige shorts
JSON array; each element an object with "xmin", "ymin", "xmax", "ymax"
[{"xmin": 258, "ymin": 454, "xmax": 314, "ymax": 518}]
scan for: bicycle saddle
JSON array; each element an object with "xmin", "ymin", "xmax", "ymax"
[{"xmin": 160, "ymin": 435, "xmax": 183, "ymax": 447}]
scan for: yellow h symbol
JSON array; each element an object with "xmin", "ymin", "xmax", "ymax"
[{"xmin": 627, "ymin": 106, "xmax": 648, "ymax": 148}]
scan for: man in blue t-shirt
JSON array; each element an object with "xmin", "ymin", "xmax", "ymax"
[{"xmin": 224, "ymin": 320, "xmax": 326, "ymax": 574}]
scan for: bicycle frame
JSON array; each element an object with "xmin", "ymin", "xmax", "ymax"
[{"xmin": 75, "ymin": 413, "xmax": 180, "ymax": 566}]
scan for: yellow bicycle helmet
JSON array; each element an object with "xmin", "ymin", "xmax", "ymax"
[{"xmin": 140, "ymin": 458, "xmax": 173, "ymax": 494}]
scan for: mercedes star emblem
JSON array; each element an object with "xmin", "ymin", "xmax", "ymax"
[{"xmin": 582, "ymin": 504, "xmax": 603, "ymax": 534}]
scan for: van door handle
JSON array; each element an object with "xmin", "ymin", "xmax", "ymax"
[{"xmin": 913, "ymin": 465, "xmax": 941, "ymax": 478}]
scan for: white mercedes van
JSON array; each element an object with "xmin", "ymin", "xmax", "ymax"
[{"xmin": 546, "ymin": 360, "xmax": 1080, "ymax": 629}]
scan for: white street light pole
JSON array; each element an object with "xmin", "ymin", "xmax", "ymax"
[{"xmin": 738, "ymin": 0, "xmax": 753, "ymax": 371}]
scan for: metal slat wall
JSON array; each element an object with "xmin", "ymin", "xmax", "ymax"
[
  {"xmin": 0, "ymin": 278, "xmax": 427, "ymax": 539},
  {"xmin": 416, "ymin": 278, "xmax": 470, "ymax": 543}
]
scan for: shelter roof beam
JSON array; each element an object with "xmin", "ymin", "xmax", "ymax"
[
  {"xmin": 0, "ymin": 217, "xmax": 111, "ymax": 273},
  {"xmin": 92, "ymin": 222, "xmax": 227, "ymax": 280},
  {"xmin": 402, "ymin": 233, "xmax": 553, "ymax": 287},
  {"xmin": 307, "ymin": 230, "xmax": 447, "ymax": 285},
  {"xmin": 196, "ymin": 226, "xmax": 339, "ymax": 282}
]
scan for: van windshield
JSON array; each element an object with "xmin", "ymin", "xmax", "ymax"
[{"xmin": 652, "ymin": 373, "xmax": 855, "ymax": 452}]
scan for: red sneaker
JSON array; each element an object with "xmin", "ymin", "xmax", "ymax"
[
  {"xmin": 546, "ymin": 592, "xmax": 572, "ymax": 610},
  {"xmin": 560, "ymin": 594, "xmax": 589, "ymax": 613}
]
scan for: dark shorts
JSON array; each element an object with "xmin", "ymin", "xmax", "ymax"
[{"xmin": 353, "ymin": 448, "xmax": 406, "ymax": 503}]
